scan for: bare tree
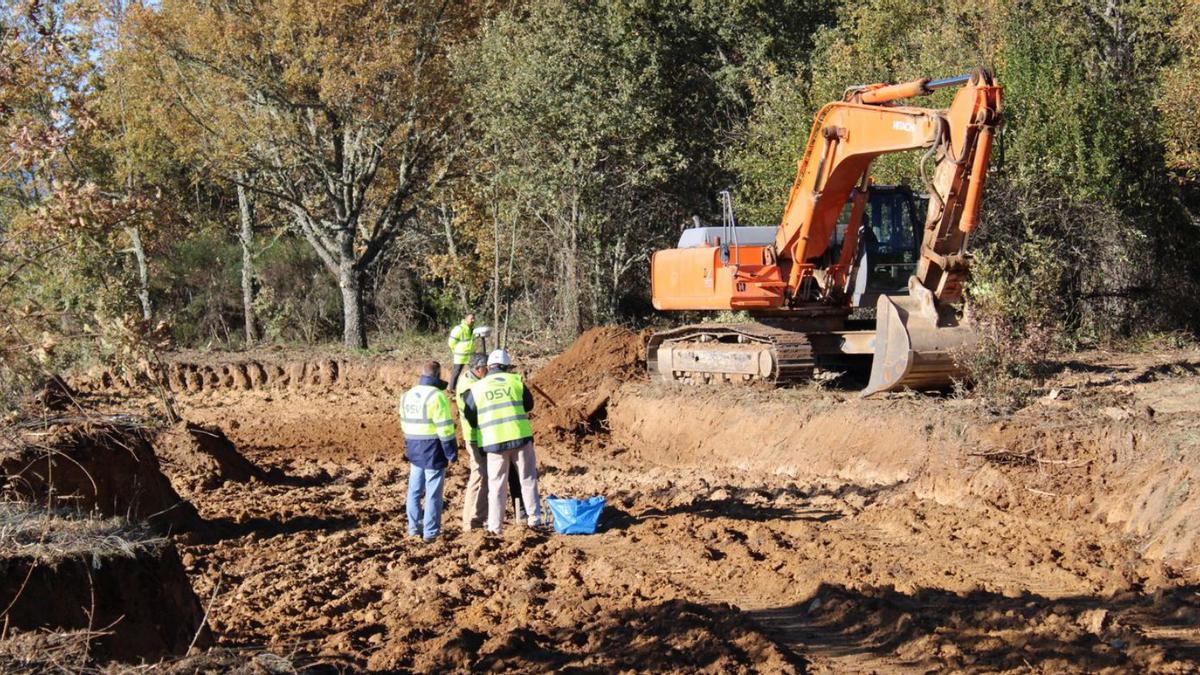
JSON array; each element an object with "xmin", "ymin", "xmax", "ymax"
[{"xmin": 124, "ymin": 0, "xmax": 480, "ymax": 347}]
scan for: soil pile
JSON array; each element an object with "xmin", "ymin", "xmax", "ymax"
[
  {"xmin": 0, "ymin": 505, "xmax": 209, "ymax": 663},
  {"xmin": 530, "ymin": 327, "xmax": 644, "ymax": 441},
  {"xmin": 155, "ymin": 421, "xmax": 267, "ymax": 495},
  {"xmin": 0, "ymin": 419, "xmax": 200, "ymax": 532}
]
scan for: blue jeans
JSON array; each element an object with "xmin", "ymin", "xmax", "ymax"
[{"xmin": 406, "ymin": 465, "xmax": 446, "ymax": 540}]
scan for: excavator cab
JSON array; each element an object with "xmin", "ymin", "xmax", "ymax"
[{"xmin": 828, "ymin": 185, "xmax": 928, "ymax": 308}]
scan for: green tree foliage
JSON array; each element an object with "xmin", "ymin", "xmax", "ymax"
[
  {"xmin": 729, "ymin": 0, "xmax": 1200, "ymax": 342},
  {"xmin": 1158, "ymin": 0, "xmax": 1200, "ymax": 217},
  {"xmin": 5, "ymin": 0, "xmax": 1198, "ymax": 371},
  {"xmin": 0, "ymin": 0, "xmax": 181, "ymax": 410},
  {"xmin": 453, "ymin": 0, "xmax": 833, "ymax": 338},
  {"xmin": 727, "ymin": 0, "xmax": 1005, "ymax": 223}
]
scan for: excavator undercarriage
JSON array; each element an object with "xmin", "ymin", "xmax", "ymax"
[{"xmin": 647, "ymin": 278, "xmax": 977, "ymax": 393}]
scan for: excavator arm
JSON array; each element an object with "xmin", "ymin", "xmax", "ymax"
[
  {"xmin": 647, "ymin": 69, "xmax": 1002, "ymax": 393},
  {"xmin": 775, "ymin": 68, "xmax": 1002, "ymax": 305}
]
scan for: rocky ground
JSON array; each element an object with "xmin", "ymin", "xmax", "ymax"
[{"xmin": 57, "ymin": 331, "xmax": 1200, "ymax": 672}]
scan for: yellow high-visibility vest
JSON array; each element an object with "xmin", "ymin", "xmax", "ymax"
[
  {"xmin": 455, "ymin": 368, "xmax": 482, "ymax": 446},
  {"xmin": 469, "ymin": 371, "xmax": 533, "ymax": 449},
  {"xmin": 447, "ymin": 322, "xmax": 474, "ymax": 365},
  {"xmin": 399, "ymin": 384, "xmax": 455, "ymax": 443}
]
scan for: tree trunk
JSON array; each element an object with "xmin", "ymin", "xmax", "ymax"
[
  {"xmin": 338, "ymin": 231, "xmax": 367, "ymax": 349},
  {"xmin": 126, "ymin": 225, "xmax": 152, "ymax": 322},
  {"xmin": 236, "ymin": 181, "xmax": 258, "ymax": 346},
  {"xmin": 440, "ymin": 204, "xmax": 469, "ymax": 309},
  {"xmin": 559, "ymin": 191, "xmax": 582, "ymax": 337},
  {"xmin": 492, "ymin": 195, "xmax": 501, "ymax": 337},
  {"xmin": 339, "ymin": 266, "xmax": 367, "ymax": 349}
]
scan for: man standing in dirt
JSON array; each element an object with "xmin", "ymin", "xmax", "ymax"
[
  {"xmin": 400, "ymin": 361, "xmax": 458, "ymax": 541},
  {"xmin": 446, "ymin": 313, "xmax": 476, "ymax": 391},
  {"xmin": 456, "ymin": 354, "xmax": 489, "ymax": 530},
  {"xmin": 462, "ymin": 349, "xmax": 543, "ymax": 534}
]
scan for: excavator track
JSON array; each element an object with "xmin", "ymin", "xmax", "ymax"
[{"xmin": 647, "ymin": 323, "xmax": 815, "ymax": 385}]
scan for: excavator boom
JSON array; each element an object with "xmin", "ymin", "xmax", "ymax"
[{"xmin": 648, "ymin": 68, "xmax": 1003, "ymax": 392}]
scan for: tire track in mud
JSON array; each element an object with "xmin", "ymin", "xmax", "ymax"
[
  {"xmin": 70, "ymin": 358, "xmax": 419, "ymax": 395},
  {"xmin": 562, "ymin": 495, "xmax": 886, "ymax": 671},
  {"xmin": 554, "ymin": 463, "xmax": 1167, "ymax": 673}
]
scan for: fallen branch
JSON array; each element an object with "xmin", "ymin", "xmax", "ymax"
[
  {"xmin": 189, "ymin": 573, "xmax": 222, "ymax": 654},
  {"xmin": 1025, "ymin": 487, "xmax": 1059, "ymax": 497}
]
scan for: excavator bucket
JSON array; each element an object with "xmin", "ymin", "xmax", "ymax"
[{"xmin": 863, "ymin": 282, "xmax": 976, "ymax": 396}]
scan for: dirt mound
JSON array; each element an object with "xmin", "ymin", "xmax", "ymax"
[
  {"xmin": 0, "ymin": 505, "xmax": 209, "ymax": 663},
  {"xmin": 530, "ymin": 327, "xmax": 644, "ymax": 441},
  {"xmin": 155, "ymin": 422, "xmax": 267, "ymax": 495},
  {"xmin": 1, "ymin": 418, "xmax": 200, "ymax": 532}
]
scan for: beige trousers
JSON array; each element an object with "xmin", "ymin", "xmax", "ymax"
[
  {"xmin": 461, "ymin": 440, "xmax": 488, "ymax": 530},
  {"xmin": 485, "ymin": 441, "xmax": 541, "ymax": 534}
]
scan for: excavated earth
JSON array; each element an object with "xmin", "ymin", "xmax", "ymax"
[{"xmin": 68, "ymin": 330, "xmax": 1200, "ymax": 672}]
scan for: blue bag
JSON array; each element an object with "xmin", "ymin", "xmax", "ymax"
[{"xmin": 546, "ymin": 496, "xmax": 606, "ymax": 535}]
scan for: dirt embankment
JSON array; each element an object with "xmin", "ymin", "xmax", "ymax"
[
  {"xmin": 610, "ymin": 385, "xmax": 933, "ymax": 486},
  {"xmin": 70, "ymin": 357, "xmax": 422, "ymax": 396},
  {"xmin": 155, "ymin": 421, "xmax": 269, "ymax": 496},
  {"xmin": 610, "ymin": 353, "xmax": 1200, "ymax": 568},
  {"xmin": 1, "ymin": 420, "xmax": 200, "ymax": 532},
  {"xmin": 0, "ymin": 419, "xmax": 216, "ymax": 665},
  {"xmin": 0, "ymin": 540, "xmax": 207, "ymax": 662}
]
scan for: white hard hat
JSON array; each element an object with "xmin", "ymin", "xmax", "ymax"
[{"xmin": 487, "ymin": 349, "xmax": 512, "ymax": 367}]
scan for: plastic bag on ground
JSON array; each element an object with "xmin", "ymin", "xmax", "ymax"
[{"xmin": 546, "ymin": 495, "xmax": 606, "ymax": 535}]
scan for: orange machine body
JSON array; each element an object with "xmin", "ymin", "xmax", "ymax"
[{"xmin": 652, "ymin": 71, "xmax": 1003, "ymax": 315}]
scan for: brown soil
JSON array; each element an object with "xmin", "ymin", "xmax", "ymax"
[
  {"xmin": 0, "ymin": 420, "xmax": 200, "ymax": 533},
  {"xmin": 0, "ymin": 544, "xmax": 208, "ymax": 663},
  {"xmin": 22, "ymin": 374, "xmax": 78, "ymax": 412},
  {"xmin": 0, "ymin": 418, "xmax": 212, "ymax": 665},
  {"xmin": 528, "ymin": 326, "xmax": 645, "ymax": 443},
  {"xmin": 154, "ymin": 421, "xmax": 268, "ymax": 496},
  {"xmin": 49, "ymin": 338, "xmax": 1200, "ymax": 672},
  {"xmin": 69, "ymin": 357, "xmax": 422, "ymax": 396}
]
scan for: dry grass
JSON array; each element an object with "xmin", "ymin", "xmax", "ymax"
[
  {"xmin": 0, "ymin": 628, "xmax": 109, "ymax": 674},
  {"xmin": 0, "ymin": 502, "xmax": 164, "ymax": 564},
  {"xmin": 0, "ymin": 632, "xmax": 307, "ymax": 674}
]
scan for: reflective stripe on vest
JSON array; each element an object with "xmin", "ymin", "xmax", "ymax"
[
  {"xmin": 455, "ymin": 368, "xmax": 481, "ymax": 446},
  {"xmin": 469, "ymin": 371, "xmax": 532, "ymax": 448},
  {"xmin": 400, "ymin": 385, "xmax": 453, "ymax": 441}
]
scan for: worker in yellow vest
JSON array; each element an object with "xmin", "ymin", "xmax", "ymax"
[
  {"xmin": 399, "ymin": 361, "xmax": 458, "ymax": 541},
  {"xmin": 457, "ymin": 354, "xmax": 527, "ymax": 531},
  {"xmin": 446, "ymin": 313, "xmax": 476, "ymax": 391},
  {"xmin": 455, "ymin": 354, "xmax": 489, "ymax": 530},
  {"xmin": 462, "ymin": 349, "xmax": 543, "ymax": 534}
]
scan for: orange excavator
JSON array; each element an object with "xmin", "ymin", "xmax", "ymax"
[{"xmin": 648, "ymin": 68, "xmax": 1003, "ymax": 394}]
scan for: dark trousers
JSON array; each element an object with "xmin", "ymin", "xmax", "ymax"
[
  {"xmin": 509, "ymin": 462, "xmax": 525, "ymax": 516},
  {"xmin": 449, "ymin": 363, "xmax": 464, "ymax": 391}
]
